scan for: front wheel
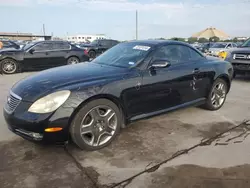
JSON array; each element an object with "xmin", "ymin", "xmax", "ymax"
[
  {"xmin": 0, "ymin": 59, "xmax": 18, "ymax": 74},
  {"xmin": 70, "ymin": 99, "xmax": 122, "ymax": 150},
  {"xmin": 204, "ymin": 78, "xmax": 228, "ymax": 111}
]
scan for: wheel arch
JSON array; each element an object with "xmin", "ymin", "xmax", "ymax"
[
  {"xmin": 216, "ymin": 74, "xmax": 231, "ymax": 93},
  {"xmin": 68, "ymin": 94, "xmax": 127, "ymax": 129}
]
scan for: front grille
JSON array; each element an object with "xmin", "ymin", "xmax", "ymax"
[
  {"xmin": 4, "ymin": 91, "xmax": 22, "ymax": 114},
  {"xmin": 232, "ymin": 63, "xmax": 250, "ymax": 70},
  {"xmin": 233, "ymin": 54, "xmax": 250, "ymax": 60}
]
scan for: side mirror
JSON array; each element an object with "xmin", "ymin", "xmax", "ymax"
[
  {"xmin": 29, "ymin": 49, "xmax": 35, "ymax": 54},
  {"xmin": 150, "ymin": 59, "xmax": 171, "ymax": 69}
]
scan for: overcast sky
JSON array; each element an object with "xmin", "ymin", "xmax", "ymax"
[{"xmin": 1, "ymin": 0, "xmax": 250, "ymax": 40}]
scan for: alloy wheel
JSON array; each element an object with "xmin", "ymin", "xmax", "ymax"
[
  {"xmin": 211, "ymin": 82, "xmax": 226, "ymax": 108},
  {"xmin": 2, "ymin": 59, "xmax": 17, "ymax": 74},
  {"xmin": 68, "ymin": 57, "xmax": 79, "ymax": 65},
  {"xmin": 80, "ymin": 105, "xmax": 118, "ymax": 147}
]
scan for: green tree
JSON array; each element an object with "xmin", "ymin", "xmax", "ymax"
[
  {"xmin": 170, "ymin": 37, "xmax": 186, "ymax": 42},
  {"xmin": 188, "ymin": 37, "xmax": 198, "ymax": 44},
  {"xmin": 232, "ymin": 37, "xmax": 238, "ymax": 42},
  {"xmin": 209, "ymin": 36, "xmax": 220, "ymax": 42},
  {"xmin": 198, "ymin": 37, "xmax": 208, "ymax": 43}
]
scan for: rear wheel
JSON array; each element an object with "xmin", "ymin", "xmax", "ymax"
[
  {"xmin": 70, "ymin": 99, "xmax": 122, "ymax": 150},
  {"xmin": 88, "ymin": 50, "xmax": 96, "ymax": 59},
  {"xmin": 0, "ymin": 59, "xmax": 18, "ymax": 74},
  {"xmin": 204, "ymin": 78, "xmax": 228, "ymax": 111},
  {"xmin": 67, "ymin": 57, "xmax": 79, "ymax": 65}
]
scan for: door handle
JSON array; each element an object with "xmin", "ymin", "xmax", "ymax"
[
  {"xmin": 193, "ymin": 68, "xmax": 200, "ymax": 74},
  {"xmin": 45, "ymin": 52, "xmax": 49, "ymax": 55}
]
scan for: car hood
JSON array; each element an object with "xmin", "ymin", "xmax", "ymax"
[
  {"xmin": 226, "ymin": 47, "xmax": 250, "ymax": 53},
  {"xmin": 209, "ymin": 48, "xmax": 225, "ymax": 52},
  {"xmin": 11, "ymin": 63, "xmax": 128, "ymax": 102},
  {"xmin": 0, "ymin": 48, "xmax": 22, "ymax": 53}
]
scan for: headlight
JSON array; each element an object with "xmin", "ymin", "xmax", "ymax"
[{"xmin": 28, "ymin": 90, "xmax": 71, "ymax": 113}]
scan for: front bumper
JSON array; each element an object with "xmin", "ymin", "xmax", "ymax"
[
  {"xmin": 230, "ymin": 59, "xmax": 250, "ymax": 73},
  {"xmin": 3, "ymin": 100, "xmax": 75, "ymax": 143}
]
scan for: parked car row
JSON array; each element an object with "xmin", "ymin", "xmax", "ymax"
[{"xmin": 0, "ymin": 40, "xmax": 89, "ymax": 74}]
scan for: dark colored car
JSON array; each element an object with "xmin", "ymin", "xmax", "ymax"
[
  {"xmin": 0, "ymin": 41, "xmax": 89, "ymax": 74},
  {"xmin": 224, "ymin": 38, "xmax": 250, "ymax": 77},
  {"xmin": 3, "ymin": 40, "xmax": 233, "ymax": 150},
  {"xmin": 78, "ymin": 39, "xmax": 119, "ymax": 58},
  {"xmin": 196, "ymin": 42, "xmax": 213, "ymax": 53},
  {"xmin": 1, "ymin": 40, "xmax": 20, "ymax": 49}
]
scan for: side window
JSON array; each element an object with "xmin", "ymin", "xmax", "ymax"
[
  {"xmin": 188, "ymin": 48, "xmax": 203, "ymax": 60},
  {"xmin": 33, "ymin": 43, "xmax": 52, "ymax": 51},
  {"xmin": 100, "ymin": 40, "xmax": 110, "ymax": 46},
  {"xmin": 153, "ymin": 45, "xmax": 195, "ymax": 64},
  {"xmin": 52, "ymin": 42, "xmax": 70, "ymax": 50}
]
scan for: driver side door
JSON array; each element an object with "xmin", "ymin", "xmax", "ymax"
[
  {"xmin": 139, "ymin": 44, "xmax": 198, "ymax": 114},
  {"xmin": 23, "ymin": 42, "xmax": 53, "ymax": 70}
]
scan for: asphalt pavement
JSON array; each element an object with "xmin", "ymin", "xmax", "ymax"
[{"xmin": 0, "ymin": 72, "xmax": 250, "ymax": 188}]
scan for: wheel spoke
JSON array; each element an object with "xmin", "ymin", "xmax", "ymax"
[
  {"xmin": 81, "ymin": 125, "xmax": 93, "ymax": 135},
  {"xmin": 104, "ymin": 109, "xmax": 115, "ymax": 121},
  {"xmin": 91, "ymin": 131, "xmax": 103, "ymax": 146},
  {"xmin": 81, "ymin": 118, "xmax": 94, "ymax": 135},
  {"xmin": 90, "ymin": 108, "xmax": 101, "ymax": 119}
]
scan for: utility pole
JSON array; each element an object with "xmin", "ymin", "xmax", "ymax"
[
  {"xmin": 43, "ymin": 24, "xmax": 46, "ymax": 36},
  {"xmin": 136, "ymin": 10, "xmax": 138, "ymax": 40}
]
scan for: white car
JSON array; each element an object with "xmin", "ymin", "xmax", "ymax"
[{"xmin": 208, "ymin": 42, "xmax": 237, "ymax": 56}]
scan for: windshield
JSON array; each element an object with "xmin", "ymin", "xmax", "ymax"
[
  {"xmin": 211, "ymin": 43, "xmax": 227, "ymax": 48},
  {"xmin": 91, "ymin": 40, "xmax": 99, "ymax": 45},
  {"xmin": 242, "ymin": 38, "xmax": 250, "ymax": 47},
  {"xmin": 22, "ymin": 42, "xmax": 36, "ymax": 50},
  {"xmin": 91, "ymin": 42, "xmax": 152, "ymax": 68}
]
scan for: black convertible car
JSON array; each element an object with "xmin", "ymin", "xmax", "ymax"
[
  {"xmin": 0, "ymin": 41, "xmax": 89, "ymax": 74},
  {"xmin": 3, "ymin": 40, "xmax": 233, "ymax": 150}
]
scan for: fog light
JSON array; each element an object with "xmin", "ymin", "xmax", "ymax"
[
  {"xmin": 45, "ymin": 127, "xmax": 63, "ymax": 132},
  {"xmin": 32, "ymin": 133, "xmax": 43, "ymax": 139}
]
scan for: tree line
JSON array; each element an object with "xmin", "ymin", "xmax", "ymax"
[{"xmin": 167, "ymin": 36, "xmax": 246, "ymax": 43}]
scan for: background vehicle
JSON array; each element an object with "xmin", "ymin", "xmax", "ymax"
[
  {"xmin": 0, "ymin": 40, "xmax": 20, "ymax": 49},
  {"xmin": 223, "ymin": 38, "xmax": 250, "ymax": 77},
  {"xmin": 0, "ymin": 40, "xmax": 89, "ymax": 74},
  {"xmin": 208, "ymin": 42, "xmax": 237, "ymax": 56},
  {"xmin": 3, "ymin": 40, "xmax": 233, "ymax": 150},
  {"xmin": 78, "ymin": 39, "xmax": 119, "ymax": 58},
  {"xmin": 196, "ymin": 42, "xmax": 214, "ymax": 53}
]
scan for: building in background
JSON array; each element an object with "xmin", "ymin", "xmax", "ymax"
[
  {"xmin": 0, "ymin": 32, "xmax": 52, "ymax": 41},
  {"xmin": 67, "ymin": 34, "xmax": 107, "ymax": 43},
  {"xmin": 192, "ymin": 27, "xmax": 230, "ymax": 40}
]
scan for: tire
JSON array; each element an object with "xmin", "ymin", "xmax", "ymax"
[
  {"xmin": 0, "ymin": 58, "xmax": 18, "ymax": 74},
  {"xmin": 88, "ymin": 50, "xmax": 96, "ymax": 59},
  {"xmin": 204, "ymin": 78, "xmax": 228, "ymax": 111},
  {"xmin": 67, "ymin": 56, "xmax": 79, "ymax": 65},
  {"xmin": 233, "ymin": 72, "xmax": 236, "ymax": 79},
  {"xmin": 70, "ymin": 99, "xmax": 122, "ymax": 150}
]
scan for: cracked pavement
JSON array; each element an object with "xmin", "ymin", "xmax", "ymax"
[{"xmin": 0, "ymin": 73, "xmax": 250, "ymax": 188}]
